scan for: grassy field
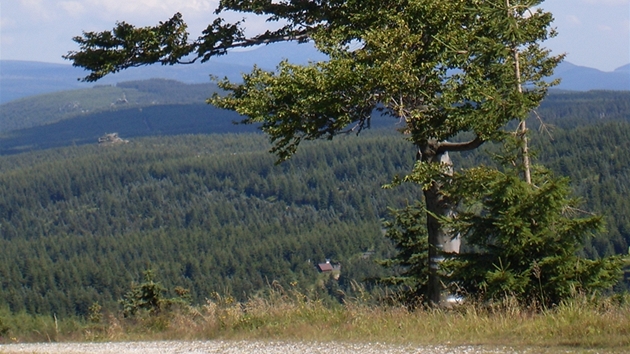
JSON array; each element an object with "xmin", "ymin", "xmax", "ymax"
[{"xmin": 1, "ymin": 288, "xmax": 628, "ymax": 352}]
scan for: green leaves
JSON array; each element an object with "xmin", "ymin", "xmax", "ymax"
[
  {"xmin": 120, "ymin": 269, "xmax": 168, "ymax": 317},
  {"xmin": 65, "ymin": 13, "xmax": 194, "ymax": 82},
  {"xmin": 210, "ymin": 59, "xmax": 376, "ymax": 161},
  {"xmin": 65, "ymin": 1, "xmax": 563, "ymax": 162}
]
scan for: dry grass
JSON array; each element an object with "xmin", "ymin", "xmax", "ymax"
[{"xmin": 2, "ymin": 289, "xmax": 629, "ymax": 351}]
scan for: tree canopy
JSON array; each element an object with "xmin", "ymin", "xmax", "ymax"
[{"xmin": 67, "ymin": 1, "xmax": 561, "ymax": 159}]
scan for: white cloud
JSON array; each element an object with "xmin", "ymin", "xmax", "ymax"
[
  {"xmin": 0, "ymin": 34, "xmax": 15, "ymax": 46},
  {"xmin": 0, "ymin": 17, "xmax": 17, "ymax": 29},
  {"xmin": 16, "ymin": 1, "xmax": 219, "ymax": 25},
  {"xmin": 597, "ymin": 24, "xmax": 613, "ymax": 31},
  {"xmin": 58, "ymin": 1, "xmax": 86, "ymax": 17},
  {"xmin": 566, "ymin": 15, "xmax": 582, "ymax": 25},
  {"xmin": 2, "ymin": 0, "xmax": 627, "ymax": 70},
  {"xmin": 87, "ymin": 0, "xmax": 215, "ymax": 17},
  {"xmin": 582, "ymin": 0, "xmax": 630, "ymax": 5},
  {"xmin": 19, "ymin": 0, "xmax": 52, "ymax": 20}
]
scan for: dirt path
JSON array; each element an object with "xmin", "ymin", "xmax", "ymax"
[{"xmin": 0, "ymin": 340, "xmax": 604, "ymax": 354}]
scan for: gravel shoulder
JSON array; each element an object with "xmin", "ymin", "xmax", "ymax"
[{"xmin": 0, "ymin": 340, "xmax": 612, "ymax": 354}]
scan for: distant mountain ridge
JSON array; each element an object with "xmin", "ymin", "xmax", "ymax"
[
  {"xmin": 0, "ymin": 79, "xmax": 225, "ymax": 134},
  {"xmin": 1, "ymin": 41, "xmax": 627, "ymax": 104},
  {"xmin": 552, "ymin": 62, "xmax": 630, "ymax": 91},
  {"xmin": 1, "ymin": 77, "xmax": 628, "ymax": 156},
  {"xmin": 1, "ymin": 42, "xmax": 327, "ymax": 104}
]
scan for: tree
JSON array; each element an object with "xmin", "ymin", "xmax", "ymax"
[
  {"xmin": 378, "ymin": 202, "xmax": 429, "ymax": 307},
  {"xmin": 120, "ymin": 269, "xmax": 167, "ymax": 317},
  {"xmin": 65, "ymin": 0, "xmax": 561, "ymax": 306},
  {"xmin": 441, "ymin": 162, "xmax": 624, "ymax": 306},
  {"xmin": 120, "ymin": 269, "xmax": 191, "ymax": 317}
]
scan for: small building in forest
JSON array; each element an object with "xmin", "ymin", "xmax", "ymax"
[
  {"xmin": 316, "ymin": 259, "xmax": 341, "ymax": 280},
  {"xmin": 98, "ymin": 133, "xmax": 129, "ymax": 145}
]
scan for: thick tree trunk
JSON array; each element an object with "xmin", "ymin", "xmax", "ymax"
[{"xmin": 419, "ymin": 142, "xmax": 461, "ymax": 306}]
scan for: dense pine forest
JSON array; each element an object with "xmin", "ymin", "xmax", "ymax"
[
  {"xmin": 0, "ymin": 89, "xmax": 629, "ymax": 317},
  {"xmin": 0, "ymin": 133, "xmax": 418, "ymax": 316}
]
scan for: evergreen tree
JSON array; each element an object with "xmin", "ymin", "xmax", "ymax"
[
  {"xmin": 379, "ymin": 202, "xmax": 429, "ymax": 307},
  {"xmin": 441, "ymin": 164, "xmax": 624, "ymax": 306}
]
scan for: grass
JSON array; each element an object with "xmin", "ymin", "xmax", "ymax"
[{"xmin": 1, "ymin": 288, "xmax": 629, "ymax": 352}]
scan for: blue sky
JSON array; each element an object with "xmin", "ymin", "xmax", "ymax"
[{"xmin": 1, "ymin": 0, "xmax": 628, "ymax": 71}]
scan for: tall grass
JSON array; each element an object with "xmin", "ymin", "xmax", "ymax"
[{"xmin": 1, "ymin": 288, "xmax": 628, "ymax": 350}]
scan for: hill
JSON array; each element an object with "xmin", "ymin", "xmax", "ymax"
[
  {"xmin": 0, "ymin": 86, "xmax": 629, "ymax": 317},
  {"xmin": 551, "ymin": 62, "xmax": 630, "ymax": 91},
  {"xmin": 0, "ymin": 42, "xmax": 328, "ymax": 104},
  {"xmin": 0, "ymin": 103, "xmax": 253, "ymax": 154},
  {"xmin": 0, "ymin": 79, "xmax": 222, "ymax": 134},
  {"xmin": 2, "ymin": 120, "xmax": 630, "ymax": 317},
  {"xmin": 2, "ymin": 82, "xmax": 629, "ymax": 156},
  {"xmin": 0, "ymin": 133, "xmax": 416, "ymax": 316},
  {"xmin": 2, "ymin": 42, "xmax": 627, "ymax": 104},
  {"xmin": 0, "ymin": 78, "xmax": 402, "ymax": 155},
  {"xmin": 535, "ymin": 90, "xmax": 630, "ymax": 128}
]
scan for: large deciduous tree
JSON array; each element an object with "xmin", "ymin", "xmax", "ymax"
[{"xmin": 65, "ymin": 0, "xmax": 562, "ymax": 306}]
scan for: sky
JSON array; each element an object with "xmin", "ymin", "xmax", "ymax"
[{"xmin": 1, "ymin": 0, "xmax": 629, "ymax": 72}]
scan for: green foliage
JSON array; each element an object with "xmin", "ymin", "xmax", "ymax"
[
  {"xmin": 120, "ymin": 270, "xmax": 169, "ymax": 317},
  {"xmin": 536, "ymin": 90, "xmax": 630, "ymax": 129},
  {"xmin": 64, "ymin": 0, "xmax": 566, "ymax": 307},
  {"xmin": 87, "ymin": 302, "xmax": 103, "ymax": 324},
  {"xmin": 208, "ymin": 1, "xmax": 561, "ymax": 163},
  {"xmin": 0, "ymin": 133, "xmax": 413, "ymax": 317},
  {"xmin": 455, "ymin": 117, "xmax": 630, "ymax": 261},
  {"xmin": 66, "ymin": 13, "xmax": 193, "ymax": 82},
  {"xmin": 534, "ymin": 121, "xmax": 630, "ymax": 259},
  {"xmin": 378, "ymin": 203, "xmax": 429, "ymax": 306},
  {"xmin": 207, "ymin": 0, "xmax": 559, "ymax": 306},
  {"xmin": 1, "ymin": 82, "xmax": 628, "ymax": 315},
  {"xmin": 65, "ymin": 0, "xmax": 562, "ymax": 164},
  {"xmin": 0, "ymin": 316, "xmax": 9, "ymax": 338},
  {"xmin": 443, "ymin": 165, "xmax": 624, "ymax": 306},
  {"xmin": 2, "ymin": 114, "xmax": 630, "ymax": 316}
]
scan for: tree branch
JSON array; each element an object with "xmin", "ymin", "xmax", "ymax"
[
  {"xmin": 437, "ymin": 136, "xmax": 484, "ymax": 153},
  {"xmin": 218, "ymin": 31, "xmax": 310, "ymax": 51}
]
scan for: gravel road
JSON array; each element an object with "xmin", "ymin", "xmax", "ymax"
[{"xmin": 0, "ymin": 340, "xmax": 596, "ymax": 354}]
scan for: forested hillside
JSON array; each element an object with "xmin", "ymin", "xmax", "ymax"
[
  {"xmin": 537, "ymin": 90, "xmax": 630, "ymax": 128},
  {"xmin": 0, "ymin": 90, "xmax": 629, "ymax": 317},
  {"xmin": 535, "ymin": 122, "xmax": 630, "ymax": 257},
  {"xmin": 2, "ymin": 83, "xmax": 628, "ymax": 155},
  {"xmin": 457, "ymin": 121, "xmax": 630, "ymax": 256},
  {"xmin": 0, "ymin": 103, "xmax": 251, "ymax": 154},
  {"xmin": 0, "ymin": 78, "xmax": 399, "ymax": 154},
  {"xmin": 0, "ymin": 79, "xmax": 219, "ymax": 134},
  {"xmin": 0, "ymin": 133, "xmax": 417, "ymax": 316}
]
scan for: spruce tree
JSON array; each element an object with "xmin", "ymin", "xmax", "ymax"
[{"xmin": 441, "ymin": 163, "xmax": 624, "ymax": 306}]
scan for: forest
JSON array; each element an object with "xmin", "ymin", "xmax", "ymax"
[{"xmin": 0, "ymin": 89, "xmax": 629, "ymax": 317}]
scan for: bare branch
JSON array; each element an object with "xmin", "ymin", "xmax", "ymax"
[
  {"xmin": 532, "ymin": 109, "xmax": 554, "ymax": 141},
  {"xmin": 437, "ymin": 136, "xmax": 484, "ymax": 153}
]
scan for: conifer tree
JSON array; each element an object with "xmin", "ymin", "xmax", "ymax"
[
  {"xmin": 441, "ymin": 161, "xmax": 624, "ymax": 306},
  {"xmin": 379, "ymin": 202, "xmax": 429, "ymax": 306}
]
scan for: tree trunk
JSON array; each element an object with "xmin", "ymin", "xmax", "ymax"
[
  {"xmin": 507, "ymin": 0, "xmax": 532, "ymax": 185},
  {"xmin": 420, "ymin": 141, "xmax": 461, "ymax": 306}
]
